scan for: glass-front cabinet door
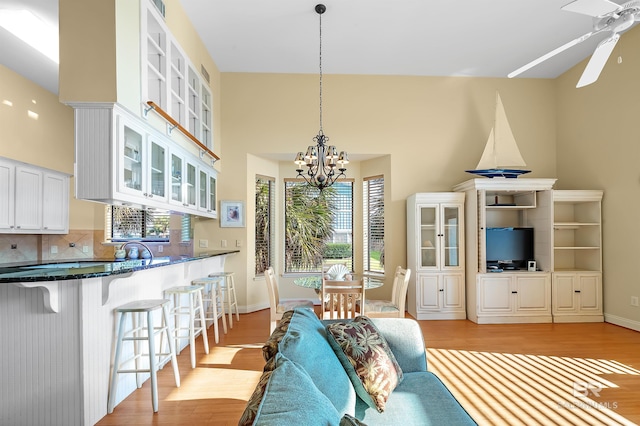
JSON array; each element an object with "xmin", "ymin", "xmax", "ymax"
[
  {"xmin": 148, "ymin": 138, "xmax": 167, "ymax": 201},
  {"xmin": 170, "ymin": 153, "xmax": 183, "ymax": 206},
  {"xmin": 118, "ymin": 118, "xmax": 145, "ymax": 197},
  {"xmin": 208, "ymin": 175, "xmax": 216, "ymax": 215},
  {"xmin": 420, "ymin": 206, "xmax": 437, "ymax": 268},
  {"xmin": 185, "ymin": 161, "xmax": 197, "ymax": 208},
  {"xmin": 198, "ymin": 170, "xmax": 208, "ymax": 212},
  {"xmin": 442, "ymin": 206, "xmax": 461, "ymax": 268}
]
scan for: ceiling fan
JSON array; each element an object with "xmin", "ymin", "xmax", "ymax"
[{"xmin": 509, "ymin": 0, "xmax": 640, "ymax": 87}]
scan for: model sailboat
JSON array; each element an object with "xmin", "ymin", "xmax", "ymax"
[{"xmin": 466, "ymin": 92, "xmax": 530, "ymax": 178}]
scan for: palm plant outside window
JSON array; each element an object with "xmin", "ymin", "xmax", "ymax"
[
  {"xmin": 284, "ymin": 180, "xmax": 353, "ymax": 273},
  {"xmin": 255, "ymin": 176, "xmax": 275, "ymax": 275}
]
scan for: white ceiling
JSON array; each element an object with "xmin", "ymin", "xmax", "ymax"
[{"xmin": 0, "ymin": 0, "xmax": 634, "ymax": 95}]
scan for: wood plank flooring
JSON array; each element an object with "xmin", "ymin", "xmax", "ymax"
[{"xmin": 97, "ymin": 310, "xmax": 640, "ymax": 426}]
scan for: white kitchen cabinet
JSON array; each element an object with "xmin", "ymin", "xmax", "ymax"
[
  {"xmin": 0, "ymin": 157, "xmax": 69, "ymax": 234},
  {"xmin": 74, "ymin": 103, "xmax": 218, "ymax": 219},
  {"xmin": 477, "ymin": 273, "xmax": 551, "ymax": 323},
  {"xmin": 552, "ymin": 272, "xmax": 603, "ymax": 322},
  {"xmin": 198, "ymin": 169, "xmax": 217, "ymax": 216},
  {"xmin": 407, "ymin": 193, "xmax": 465, "ymax": 320}
]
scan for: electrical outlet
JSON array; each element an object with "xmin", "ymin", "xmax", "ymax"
[
  {"xmin": 221, "ymin": 239, "xmax": 227, "ymax": 248},
  {"xmin": 632, "ymin": 296, "xmax": 639, "ymax": 307},
  {"xmin": 199, "ymin": 239, "xmax": 209, "ymax": 248},
  {"xmin": 158, "ymin": 245, "xmax": 163, "ymax": 253},
  {"xmin": 51, "ymin": 245, "xmax": 58, "ymax": 254},
  {"xmin": 82, "ymin": 245, "xmax": 89, "ymax": 253},
  {"xmin": 236, "ymin": 239, "xmax": 242, "ymax": 247}
]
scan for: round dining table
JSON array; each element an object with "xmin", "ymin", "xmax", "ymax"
[{"xmin": 293, "ymin": 275, "xmax": 384, "ymax": 291}]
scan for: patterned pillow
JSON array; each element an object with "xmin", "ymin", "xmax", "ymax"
[
  {"xmin": 326, "ymin": 316, "xmax": 403, "ymax": 412},
  {"xmin": 261, "ymin": 309, "xmax": 295, "ymax": 361}
]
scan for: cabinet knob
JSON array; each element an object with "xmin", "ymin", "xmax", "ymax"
[
  {"xmin": 439, "ymin": 288, "xmax": 444, "ymax": 292},
  {"xmin": 43, "ymin": 226, "xmax": 48, "ymax": 229},
  {"xmin": 16, "ymin": 226, "xmax": 20, "ymax": 229}
]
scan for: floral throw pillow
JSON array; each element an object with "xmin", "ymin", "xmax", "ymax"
[
  {"xmin": 261, "ymin": 309, "xmax": 295, "ymax": 362},
  {"xmin": 326, "ymin": 316, "xmax": 403, "ymax": 412}
]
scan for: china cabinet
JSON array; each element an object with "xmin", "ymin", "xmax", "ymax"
[{"xmin": 406, "ymin": 192, "xmax": 466, "ymax": 319}]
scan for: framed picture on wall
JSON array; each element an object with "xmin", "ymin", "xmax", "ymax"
[{"xmin": 220, "ymin": 200, "xmax": 245, "ymax": 228}]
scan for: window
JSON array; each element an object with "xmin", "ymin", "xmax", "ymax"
[
  {"xmin": 284, "ymin": 180, "xmax": 353, "ymax": 273},
  {"xmin": 255, "ymin": 175, "xmax": 275, "ymax": 275},
  {"xmin": 106, "ymin": 206, "xmax": 171, "ymax": 242},
  {"xmin": 363, "ymin": 175, "xmax": 384, "ymax": 273}
]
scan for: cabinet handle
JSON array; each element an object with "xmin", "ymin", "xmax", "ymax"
[
  {"xmin": 9, "ymin": 225, "xmax": 14, "ymax": 229},
  {"xmin": 16, "ymin": 226, "xmax": 21, "ymax": 229},
  {"xmin": 574, "ymin": 290, "xmax": 581, "ymax": 293},
  {"xmin": 511, "ymin": 291, "xmax": 518, "ymax": 294},
  {"xmin": 43, "ymin": 226, "xmax": 48, "ymax": 229}
]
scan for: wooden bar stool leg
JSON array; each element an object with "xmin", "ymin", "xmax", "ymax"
[
  {"xmin": 107, "ymin": 311, "xmax": 127, "ymax": 414},
  {"xmin": 146, "ymin": 310, "xmax": 159, "ymax": 412},
  {"xmin": 162, "ymin": 304, "xmax": 181, "ymax": 387},
  {"xmin": 197, "ymin": 289, "xmax": 209, "ymax": 354}
]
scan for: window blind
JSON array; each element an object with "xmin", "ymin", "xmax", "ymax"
[
  {"xmin": 255, "ymin": 176, "xmax": 275, "ymax": 275},
  {"xmin": 363, "ymin": 175, "xmax": 384, "ymax": 273},
  {"xmin": 107, "ymin": 206, "xmax": 171, "ymax": 242}
]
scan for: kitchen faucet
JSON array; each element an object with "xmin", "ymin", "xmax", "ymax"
[{"xmin": 119, "ymin": 241, "xmax": 154, "ymax": 264}]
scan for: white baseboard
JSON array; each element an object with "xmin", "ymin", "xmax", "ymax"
[{"xmin": 605, "ymin": 314, "xmax": 640, "ymax": 332}]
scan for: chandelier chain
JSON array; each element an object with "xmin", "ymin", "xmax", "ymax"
[{"xmin": 318, "ymin": 10, "xmax": 323, "ymax": 132}]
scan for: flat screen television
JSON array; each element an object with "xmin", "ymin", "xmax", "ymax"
[{"xmin": 486, "ymin": 227, "xmax": 534, "ymax": 270}]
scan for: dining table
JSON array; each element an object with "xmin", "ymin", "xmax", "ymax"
[{"xmin": 293, "ymin": 275, "xmax": 384, "ymax": 291}]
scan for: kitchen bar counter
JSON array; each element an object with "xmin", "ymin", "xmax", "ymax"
[
  {"xmin": 0, "ymin": 250, "xmax": 239, "ymax": 426},
  {"xmin": 0, "ymin": 250, "xmax": 240, "ymax": 283}
]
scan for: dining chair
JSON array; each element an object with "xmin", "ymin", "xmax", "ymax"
[
  {"xmin": 362, "ymin": 266, "xmax": 411, "ymax": 318},
  {"xmin": 321, "ymin": 276, "xmax": 365, "ymax": 319},
  {"xmin": 264, "ymin": 267, "xmax": 314, "ymax": 334}
]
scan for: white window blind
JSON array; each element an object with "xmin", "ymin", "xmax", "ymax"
[
  {"xmin": 255, "ymin": 175, "xmax": 275, "ymax": 275},
  {"xmin": 284, "ymin": 180, "xmax": 353, "ymax": 273},
  {"xmin": 363, "ymin": 175, "xmax": 384, "ymax": 273}
]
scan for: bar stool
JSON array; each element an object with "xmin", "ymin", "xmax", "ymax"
[
  {"xmin": 164, "ymin": 285, "xmax": 209, "ymax": 368},
  {"xmin": 191, "ymin": 276, "xmax": 228, "ymax": 343},
  {"xmin": 208, "ymin": 271, "xmax": 240, "ymax": 328},
  {"xmin": 108, "ymin": 299, "xmax": 180, "ymax": 414}
]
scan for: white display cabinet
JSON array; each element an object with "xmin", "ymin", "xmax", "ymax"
[
  {"xmin": 454, "ymin": 178, "xmax": 556, "ymax": 324},
  {"xmin": 551, "ymin": 190, "xmax": 603, "ymax": 322},
  {"xmin": 406, "ymin": 192, "xmax": 466, "ymax": 320}
]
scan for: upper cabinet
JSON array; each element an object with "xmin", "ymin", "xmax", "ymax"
[
  {"xmin": 74, "ymin": 104, "xmax": 218, "ymax": 219},
  {"xmin": 0, "ymin": 157, "xmax": 70, "ymax": 234},
  {"xmin": 141, "ymin": 1, "xmax": 214, "ymax": 151}
]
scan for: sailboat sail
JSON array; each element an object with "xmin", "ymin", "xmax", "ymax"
[{"xmin": 467, "ymin": 92, "xmax": 530, "ymax": 178}]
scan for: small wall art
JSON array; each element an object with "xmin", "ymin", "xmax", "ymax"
[{"xmin": 220, "ymin": 200, "xmax": 245, "ymax": 228}]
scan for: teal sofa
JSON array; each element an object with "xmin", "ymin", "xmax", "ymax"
[{"xmin": 240, "ymin": 308, "xmax": 476, "ymax": 425}]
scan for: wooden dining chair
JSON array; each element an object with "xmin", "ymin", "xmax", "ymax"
[
  {"xmin": 321, "ymin": 276, "xmax": 365, "ymax": 319},
  {"xmin": 264, "ymin": 267, "xmax": 314, "ymax": 333},
  {"xmin": 362, "ymin": 266, "xmax": 411, "ymax": 318}
]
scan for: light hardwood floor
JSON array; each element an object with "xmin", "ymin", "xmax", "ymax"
[{"xmin": 97, "ymin": 309, "xmax": 640, "ymax": 426}]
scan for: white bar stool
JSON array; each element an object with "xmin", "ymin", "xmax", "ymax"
[
  {"xmin": 208, "ymin": 271, "xmax": 240, "ymax": 328},
  {"xmin": 108, "ymin": 299, "xmax": 180, "ymax": 414},
  {"xmin": 191, "ymin": 277, "xmax": 228, "ymax": 343},
  {"xmin": 164, "ymin": 285, "xmax": 209, "ymax": 368}
]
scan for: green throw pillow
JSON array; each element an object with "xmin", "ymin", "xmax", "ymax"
[{"xmin": 326, "ymin": 316, "xmax": 403, "ymax": 412}]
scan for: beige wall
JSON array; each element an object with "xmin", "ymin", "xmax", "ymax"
[
  {"xmin": 219, "ymin": 72, "xmax": 558, "ymax": 308},
  {"xmin": 556, "ymin": 25, "xmax": 640, "ymax": 329}
]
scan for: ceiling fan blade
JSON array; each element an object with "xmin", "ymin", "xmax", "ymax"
[
  {"xmin": 508, "ymin": 31, "xmax": 595, "ymax": 78},
  {"xmin": 576, "ymin": 33, "xmax": 620, "ymax": 87},
  {"xmin": 561, "ymin": 0, "xmax": 621, "ymax": 17}
]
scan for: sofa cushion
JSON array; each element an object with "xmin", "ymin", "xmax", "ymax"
[
  {"xmin": 251, "ymin": 353, "xmax": 342, "ymax": 425},
  {"xmin": 278, "ymin": 307, "xmax": 357, "ymax": 415},
  {"xmin": 326, "ymin": 316, "xmax": 403, "ymax": 412},
  {"xmin": 355, "ymin": 372, "xmax": 477, "ymax": 425}
]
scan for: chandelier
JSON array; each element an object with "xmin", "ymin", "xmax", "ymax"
[{"xmin": 294, "ymin": 4, "xmax": 348, "ymax": 191}]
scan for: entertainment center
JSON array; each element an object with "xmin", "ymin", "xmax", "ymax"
[{"xmin": 448, "ymin": 178, "xmax": 602, "ymax": 324}]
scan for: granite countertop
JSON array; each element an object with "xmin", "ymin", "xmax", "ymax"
[{"xmin": 0, "ymin": 250, "xmax": 240, "ymax": 283}]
